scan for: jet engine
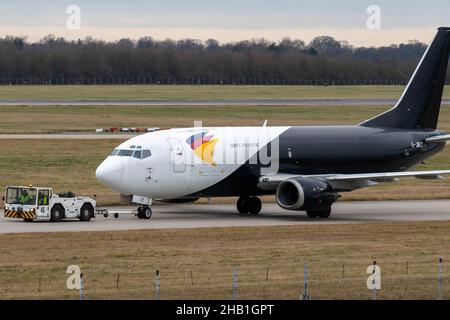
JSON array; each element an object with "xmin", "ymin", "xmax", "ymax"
[{"xmin": 275, "ymin": 177, "xmax": 338, "ymax": 211}]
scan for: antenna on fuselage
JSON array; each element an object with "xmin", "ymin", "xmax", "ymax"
[{"xmin": 262, "ymin": 119, "xmax": 268, "ymax": 127}]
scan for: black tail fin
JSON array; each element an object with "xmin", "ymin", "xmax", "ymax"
[{"xmin": 361, "ymin": 27, "xmax": 450, "ymax": 130}]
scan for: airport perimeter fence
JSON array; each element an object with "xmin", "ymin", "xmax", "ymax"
[
  {"xmin": 0, "ymin": 77, "xmax": 411, "ymax": 86},
  {"xmin": 1, "ymin": 260, "xmax": 449, "ymax": 300}
]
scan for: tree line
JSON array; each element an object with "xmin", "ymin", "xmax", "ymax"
[{"xmin": 0, "ymin": 34, "xmax": 447, "ymax": 85}]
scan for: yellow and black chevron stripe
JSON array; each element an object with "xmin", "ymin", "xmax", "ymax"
[{"xmin": 4, "ymin": 209, "xmax": 36, "ymax": 219}]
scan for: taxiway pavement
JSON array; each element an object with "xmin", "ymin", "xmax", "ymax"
[{"xmin": 1, "ymin": 200, "xmax": 449, "ymax": 234}]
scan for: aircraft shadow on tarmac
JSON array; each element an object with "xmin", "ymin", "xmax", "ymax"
[{"xmin": 155, "ymin": 205, "xmax": 381, "ymax": 222}]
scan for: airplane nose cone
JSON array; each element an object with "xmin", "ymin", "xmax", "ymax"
[{"xmin": 96, "ymin": 157, "xmax": 124, "ymax": 190}]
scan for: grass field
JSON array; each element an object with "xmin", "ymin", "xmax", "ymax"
[
  {"xmin": 1, "ymin": 104, "xmax": 384, "ymax": 133},
  {"xmin": 0, "ymin": 85, "xmax": 449, "ymax": 100},
  {"xmin": 0, "ymin": 222, "xmax": 449, "ymax": 299},
  {"xmin": 0, "ymin": 139, "xmax": 118, "ymax": 205},
  {"xmin": 0, "ymin": 138, "xmax": 450, "ymax": 205},
  {"xmin": 3, "ymin": 104, "xmax": 450, "ymax": 134}
]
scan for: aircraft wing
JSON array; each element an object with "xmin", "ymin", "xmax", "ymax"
[{"xmin": 258, "ymin": 170, "xmax": 450, "ymax": 191}]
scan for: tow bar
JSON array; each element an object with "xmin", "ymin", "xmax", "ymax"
[{"xmin": 95, "ymin": 208, "xmax": 119, "ymax": 219}]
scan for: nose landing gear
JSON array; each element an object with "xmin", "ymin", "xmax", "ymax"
[
  {"xmin": 137, "ymin": 205, "xmax": 152, "ymax": 219},
  {"xmin": 236, "ymin": 196, "xmax": 262, "ymax": 215}
]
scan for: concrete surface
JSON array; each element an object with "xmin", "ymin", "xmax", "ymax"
[{"xmin": 1, "ymin": 200, "xmax": 450, "ymax": 234}]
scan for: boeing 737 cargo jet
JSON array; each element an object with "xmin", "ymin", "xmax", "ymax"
[{"xmin": 96, "ymin": 27, "xmax": 450, "ymax": 219}]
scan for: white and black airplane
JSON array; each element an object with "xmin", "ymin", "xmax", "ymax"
[{"xmin": 96, "ymin": 27, "xmax": 450, "ymax": 219}]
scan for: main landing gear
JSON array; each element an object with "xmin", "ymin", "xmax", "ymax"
[
  {"xmin": 236, "ymin": 196, "xmax": 262, "ymax": 215},
  {"xmin": 137, "ymin": 205, "xmax": 152, "ymax": 219},
  {"xmin": 306, "ymin": 206, "xmax": 331, "ymax": 219}
]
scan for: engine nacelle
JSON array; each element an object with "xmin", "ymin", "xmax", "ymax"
[{"xmin": 276, "ymin": 177, "xmax": 338, "ymax": 211}]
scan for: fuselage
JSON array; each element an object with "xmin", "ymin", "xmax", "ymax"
[{"xmin": 95, "ymin": 125, "xmax": 446, "ymax": 200}]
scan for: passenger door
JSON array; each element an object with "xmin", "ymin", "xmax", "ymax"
[{"xmin": 167, "ymin": 138, "xmax": 186, "ymax": 173}]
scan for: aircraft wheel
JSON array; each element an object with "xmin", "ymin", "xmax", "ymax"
[
  {"xmin": 248, "ymin": 197, "xmax": 262, "ymax": 215},
  {"xmin": 307, "ymin": 207, "xmax": 331, "ymax": 219},
  {"xmin": 137, "ymin": 206, "xmax": 143, "ymax": 219},
  {"xmin": 306, "ymin": 211, "xmax": 319, "ymax": 218},
  {"xmin": 318, "ymin": 207, "xmax": 331, "ymax": 218},
  {"xmin": 141, "ymin": 206, "xmax": 152, "ymax": 219},
  {"xmin": 236, "ymin": 196, "xmax": 249, "ymax": 214}
]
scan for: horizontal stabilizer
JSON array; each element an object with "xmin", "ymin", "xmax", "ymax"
[
  {"xmin": 414, "ymin": 175, "xmax": 443, "ymax": 180},
  {"xmin": 425, "ymin": 134, "xmax": 450, "ymax": 143}
]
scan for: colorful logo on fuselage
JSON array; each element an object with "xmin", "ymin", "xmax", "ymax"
[{"xmin": 186, "ymin": 131, "xmax": 219, "ymax": 166}]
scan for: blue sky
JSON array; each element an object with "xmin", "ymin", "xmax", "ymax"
[{"xmin": 0, "ymin": 1, "xmax": 449, "ymax": 46}]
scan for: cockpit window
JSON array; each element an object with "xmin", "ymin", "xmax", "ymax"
[
  {"xmin": 111, "ymin": 148, "xmax": 151, "ymax": 159},
  {"xmin": 142, "ymin": 150, "xmax": 152, "ymax": 159},
  {"xmin": 133, "ymin": 150, "xmax": 142, "ymax": 159},
  {"xmin": 117, "ymin": 149, "xmax": 134, "ymax": 157}
]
